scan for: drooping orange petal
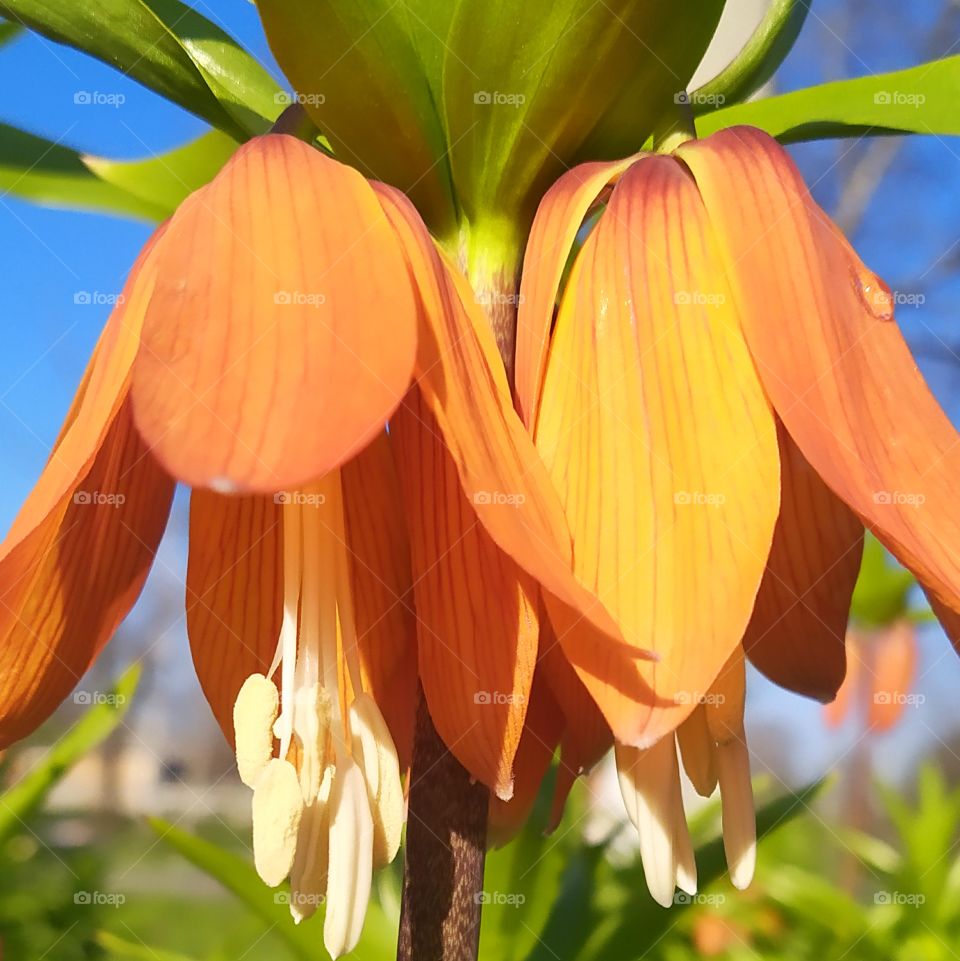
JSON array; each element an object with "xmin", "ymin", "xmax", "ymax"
[
  {"xmin": 867, "ymin": 621, "xmax": 917, "ymax": 732},
  {"xmin": 743, "ymin": 424, "xmax": 864, "ymax": 702},
  {"xmin": 186, "ymin": 491, "xmax": 282, "ymax": 743},
  {"xmin": 374, "ymin": 183, "xmax": 646, "ymax": 683},
  {"xmin": 822, "ymin": 634, "xmax": 860, "ymax": 729},
  {"xmin": 679, "ymin": 126, "xmax": 960, "ymax": 619},
  {"xmin": 534, "ymin": 156, "xmax": 781, "ymax": 747},
  {"xmin": 391, "ymin": 389, "xmax": 538, "ymax": 799},
  {"xmin": 487, "ymin": 667, "xmax": 564, "ymax": 846},
  {"xmin": 131, "ymin": 134, "xmax": 417, "ymax": 494},
  {"xmin": 0, "ymin": 403, "xmax": 173, "ymax": 747},
  {"xmin": 0, "ymin": 239, "xmax": 173, "ymax": 748},
  {"xmin": 341, "ymin": 432, "xmax": 418, "ymax": 771},
  {"xmin": 516, "ymin": 156, "xmax": 636, "ymax": 426}
]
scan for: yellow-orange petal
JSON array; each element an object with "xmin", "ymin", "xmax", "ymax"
[
  {"xmin": 679, "ymin": 126, "xmax": 960, "ymax": 617},
  {"xmin": 131, "ymin": 134, "xmax": 417, "ymax": 493},
  {"xmin": 822, "ymin": 628, "xmax": 862, "ymax": 729},
  {"xmin": 186, "ymin": 492, "xmax": 282, "ymax": 743},
  {"xmin": 867, "ymin": 621, "xmax": 917, "ymax": 732},
  {"xmin": 516, "ymin": 156, "xmax": 636, "ymax": 426},
  {"xmin": 743, "ymin": 425, "xmax": 864, "ymax": 702},
  {"xmin": 373, "ymin": 183, "xmax": 644, "ymax": 678},
  {"xmin": 534, "ymin": 156, "xmax": 780, "ymax": 746},
  {"xmin": 0, "ymin": 401, "xmax": 173, "ymax": 746},
  {"xmin": 341, "ymin": 431, "xmax": 418, "ymax": 771},
  {"xmin": 391, "ymin": 389, "xmax": 538, "ymax": 799}
]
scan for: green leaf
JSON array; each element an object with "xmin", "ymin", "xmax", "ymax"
[
  {"xmin": 0, "ymin": 665, "xmax": 139, "ymax": 847},
  {"xmin": 148, "ymin": 818, "xmax": 397, "ymax": 960},
  {"xmin": 96, "ymin": 930, "xmax": 197, "ymax": 961},
  {"xmin": 850, "ymin": 535, "xmax": 916, "ymax": 628},
  {"xmin": 699, "ymin": 56, "xmax": 960, "ymax": 142},
  {"xmin": 694, "ymin": 0, "xmax": 811, "ymax": 111},
  {"xmin": 0, "ymin": 123, "xmax": 238, "ymax": 220},
  {"xmin": 84, "ymin": 129, "xmax": 239, "ymax": 215},
  {"xmin": 0, "ymin": 0, "xmax": 282, "ymax": 140},
  {"xmin": 0, "ymin": 17, "xmax": 22, "ymax": 45}
]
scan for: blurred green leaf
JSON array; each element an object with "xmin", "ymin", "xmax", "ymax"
[
  {"xmin": 0, "ymin": 124, "xmax": 237, "ymax": 220},
  {"xmin": 0, "ymin": 17, "xmax": 22, "ymax": 45},
  {"xmin": 695, "ymin": 0, "xmax": 811, "ymax": 111},
  {"xmin": 0, "ymin": 0, "xmax": 282, "ymax": 140},
  {"xmin": 0, "ymin": 666, "xmax": 139, "ymax": 848},
  {"xmin": 850, "ymin": 535, "xmax": 917, "ymax": 628},
  {"xmin": 700, "ymin": 56, "xmax": 960, "ymax": 142},
  {"xmin": 96, "ymin": 930, "xmax": 197, "ymax": 961}
]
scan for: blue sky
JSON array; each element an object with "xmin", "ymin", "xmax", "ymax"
[{"xmin": 1, "ymin": 0, "xmax": 959, "ymax": 776}]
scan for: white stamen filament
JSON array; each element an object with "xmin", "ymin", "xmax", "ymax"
[{"xmin": 231, "ymin": 471, "xmax": 404, "ymax": 951}]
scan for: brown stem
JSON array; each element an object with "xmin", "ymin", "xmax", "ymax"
[{"xmin": 397, "ymin": 687, "xmax": 488, "ymax": 961}]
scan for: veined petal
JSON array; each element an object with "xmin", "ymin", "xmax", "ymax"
[
  {"xmin": 534, "ymin": 157, "xmax": 780, "ymax": 746},
  {"xmin": 391, "ymin": 389, "xmax": 538, "ymax": 799},
  {"xmin": 516, "ymin": 156, "xmax": 636, "ymax": 426},
  {"xmin": 374, "ymin": 183, "xmax": 644, "ymax": 673},
  {"xmin": 131, "ymin": 134, "xmax": 418, "ymax": 493},
  {"xmin": 743, "ymin": 425, "xmax": 864, "ymax": 702},
  {"xmin": 679, "ymin": 126, "xmax": 960, "ymax": 619},
  {"xmin": 0, "ymin": 401, "xmax": 173, "ymax": 747},
  {"xmin": 341, "ymin": 432, "xmax": 417, "ymax": 769},
  {"xmin": 186, "ymin": 491, "xmax": 282, "ymax": 743}
]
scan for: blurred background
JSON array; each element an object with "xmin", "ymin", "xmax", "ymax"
[{"xmin": 1, "ymin": 1, "xmax": 960, "ymax": 959}]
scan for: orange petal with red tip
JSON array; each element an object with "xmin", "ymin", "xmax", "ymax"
[
  {"xmin": 391, "ymin": 389, "xmax": 538, "ymax": 799},
  {"xmin": 744, "ymin": 425, "xmax": 864, "ymax": 702},
  {"xmin": 679, "ymin": 126, "xmax": 960, "ymax": 619},
  {"xmin": 516, "ymin": 156, "xmax": 635, "ymax": 426},
  {"xmin": 868, "ymin": 621, "xmax": 917, "ymax": 732},
  {"xmin": 131, "ymin": 134, "xmax": 417, "ymax": 494},
  {"xmin": 534, "ymin": 156, "xmax": 780, "ymax": 747},
  {"xmin": 186, "ymin": 491, "xmax": 282, "ymax": 743},
  {"xmin": 374, "ymin": 183, "xmax": 645, "ymax": 685},
  {"xmin": 341, "ymin": 432, "xmax": 418, "ymax": 770}
]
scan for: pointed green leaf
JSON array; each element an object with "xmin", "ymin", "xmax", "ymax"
[
  {"xmin": 0, "ymin": 0, "xmax": 283, "ymax": 139},
  {"xmin": 699, "ymin": 56, "xmax": 960, "ymax": 142},
  {"xmin": 0, "ymin": 17, "xmax": 22, "ymax": 46},
  {"xmin": 0, "ymin": 666, "xmax": 139, "ymax": 847},
  {"xmin": 95, "ymin": 931, "xmax": 197, "ymax": 961}
]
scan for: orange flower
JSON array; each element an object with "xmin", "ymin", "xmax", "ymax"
[
  {"xmin": 0, "ymin": 133, "xmax": 633, "ymax": 954},
  {"xmin": 512, "ymin": 125, "xmax": 960, "ymax": 904}
]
